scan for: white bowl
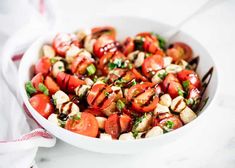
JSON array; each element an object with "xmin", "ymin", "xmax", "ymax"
[{"xmin": 19, "ymin": 16, "xmax": 218, "ymax": 154}]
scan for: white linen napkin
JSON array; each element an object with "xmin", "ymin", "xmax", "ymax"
[{"xmin": 0, "ymin": 0, "xmax": 57, "ymax": 167}]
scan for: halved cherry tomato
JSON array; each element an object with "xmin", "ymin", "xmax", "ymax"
[
  {"xmin": 177, "ymin": 69, "xmax": 201, "ymax": 89},
  {"xmin": 99, "ymin": 51, "xmax": 126, "ymax": 75},
  {"xmin": 122, "ymin": 37, "xmax": 134, "ymax": 56},
  {"xmin": 162, "ymin": 73, "xmax": 183, "ymax": 98},
  {"xmin": 87, "ymin": 83, "xmax": 106, "ymax": 106},
  {"xmin": 159, "ymin": 115, "xmax": 183, "ymax": 130},
  {"xmin": 83, "ymin": 108, "xmax": 105, "ymax": 117},
  {"xmin": 142, "ymin": 54, "xmax": 164, "ymax": 78},
  {"xmin": 44, "ymin": 76, "xmax": 60, "ymax": 94},
  {"xmin": 127, "ymin": 82, "xmax": 154, "ymax": 101},
  {"xmin": 132, "ymin": 88, "xmax": 159, "ymax": 112},
  {"xmin": 119, "ymin": 114, "xmax": 132, "ymax": 133},
  {"xmin": 166, "ymin": 42, "xmax": 193, "ymax": 62},
  {"xmin": 52, "ymin": 33, "xmax": 79, "ymax": 57},
  {"xmin": 187, "ymin": 88, "xmax": 201, "ymax": 110},
  {"xmin": 91, "ymin": 26, "xmax": 116, "ymax": 39},
  {"xmin": 131, "ymin": 68, "xmax": 148, "ymax": 82},
  {"xmin": 93, "ymin": 34, "xmax": 121, "ymax": 58},
  {"xmin": 65, "ymin": 112, "xmax": 98, "ymax": 138},
  {"xmin": 137, "ymin": 32, "xmax": 158, "ymax": 42},
  {"xmin": 29, "ymin": 94, "xmax": 54, "ymax": 118},
  {"xmin": 105, "ymin": 114, "xmax": 120, "ymax": 139},
  {"xmin": 56, "ymin": 72, "xmax": 85, "ymax": 93},
  {"xmin": 35, "ymin": 57, "xmax": 51, "ymax": 75},
  {"xmin": 31, "ymin": 73, "xmax": 44, "ymax": 91},
  {"xmin": 71, "ymin": 55, "xmax": 94, "ymax": 75}
]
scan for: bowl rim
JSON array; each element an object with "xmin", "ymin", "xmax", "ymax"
[{"xmin": 18, "ymin": 16, "xmax": 219, "ymax": 145}]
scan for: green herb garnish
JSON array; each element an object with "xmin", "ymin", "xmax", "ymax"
[
  {"xmin": 25, "ymin": 81, "xmax": 37, "ymax": 96},
  {"xmin": 132, "ymin": 130, "xmax": 139, "ymax": 139},
  {"xmin": 38, "ymin": 83, "xmax": 49, "ymax": 95},
  {"xmin": 131, "ymin": 80, "xmax": 137, "ymax": 86},
  {"xmin": 182, "ymin": 80, "xmax": 190, "ymax": 91},
  {"xmin": 108, "ymin": 58, "xmax": 127, "ymax": 70},
  {"xmin": 50, "ymin": 57, "xmax": 57, "ymax": 64},
  {"xmin": 86, "ymin": 64, "xmax": 96, "ymax": 76},
  {"xmin": 104, "ymin": 91, "xmax": 110, "ymax": 97},
  {"xmin": 116, "ymin": 99, "xmax": 125, "ymax": 111},
  {"xmin": 165, "ymin": 120, "xmax": 174, "ymax": 129},
  {"xmin": 186, "ymin": 98, "xmax": 194, "ymax": 106},
  {"xmin": 156, "ymin": 34, "xmax": 166, "ymax": 50},
  {"xmin": 157, "ymin": 71, "xmax": 167, "ymax": 80},
  {"xmin": 178, "ymin": 88, "xmax": 185, "ymax": 97},
  {"xmin": 71, "ymin": 113, "xmax": 81, "ymax": 121}
]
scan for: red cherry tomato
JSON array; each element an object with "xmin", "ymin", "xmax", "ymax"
[
  {"xmin": 71, "ymin": 55, "xmax": 94, "ymax": 75},
  {"xmin": 87, "ymin": 83, "xmax": 106, "ymax": 106},
  {"xmin": 159, "ymin": 115, "xmax": 183, "ymax": 130},
  {"xmin": 127, "ymin": 82, "xmax": 154, "ymax": 101},
  {"xmin": 44, "ymin": 76, "xmax": 60, "ymax": 94},
  {"xmin": 83, "ymin": 108, "xmax": 105, "ymax": 117},
  {"xmin": 91, "ymin": 26, "xmax": 116, "ymax": 39},
  {"xmin": 65, "ymin": 112, "xmax": 99, "ymax": 138},
  {"xmin": 56, "ymin": 72, "xmax": 85, "ymax": 93},
  {"xmin": 142, "ymin": 54, "xmax": 164, "ymax": 78},
  {"xmin": 35, "ymin": 57, "xmax": 51, "ymax": 76},
  {"xmin": 119, "ymin": 114, "xmax": 132, "ymax": 133},
  {"xmin": 166, "ymin": 42, "xmax": 193, "ymax": 62},
  {"xmin": 105, "ymin": 114, "xmax": 120, "ymax": 139},
  {"xmin": 31, "ymin": 73, "xmax": 44, "ymax": 91},
  {"xmin": 93, "ymin": 35, "xmax": 116, "ymax": 58},
  {"xmin": 132, "ymin": 88, "xmax": 159, "ymax": 112},
  {"xmin": 29, "ymin": 94, "xmax": 54, "ymax": 118},
  {"xmin": 52, "ymin": 33, "xmax": 79, "ymax": 57},
  {"xmin": 122, "ymin": 37, "xmax": 134, "ymax": 56},
  {"xmin": 177, "ymin": 69, "xmax": 201, "ymax": 89},
  {"xmin": 163, "ymin": 73, "xmax": 183, "ymax": 98}
]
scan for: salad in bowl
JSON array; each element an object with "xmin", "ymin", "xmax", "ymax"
[
  {"xmin": 19, "ymin": 16, "xmax": 217, "ymax": 153},
  {"xmin": 25, "ymin": 26, "xmax": 206, "ymax": 140}
]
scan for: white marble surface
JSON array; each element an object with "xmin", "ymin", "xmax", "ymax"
[{"xmin": 35, "ymin": 0, "xmax": 235, "ymax": 167}]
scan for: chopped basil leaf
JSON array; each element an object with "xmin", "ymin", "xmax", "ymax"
[
  {"xmin": 104, "ymin": 91, "xmax": 110, "ymax": 97},
  {"xmin": 132, "ymin": 130, "xmax": 139, "ymax": 139},
  {"xmin": 157, "ymin": 71, "xmax": 167, "ymax": 80},
  {"xmin": 72, "ymin": 113, "xmax": 81, "ymax": 120},
  {"xmin": 58, "ymin": 119, "xmax": 66, "ymax": 128},
  {"xmin": 25, "ymin": 81, "xmax": 37, "ymax": 96},
  {"xmin": 58, "ymin": 66, "xmax": 63, "ymax": 70},
  {"xmin": 108, "ymin": 62, "xmax": 116, "ymax": 70},
  {"xmin": 186, "ymin": 98, "xmax": 194, "ymax": 106},
  {"xmin": 86, "ymin": 64, "xmax": 96, "ymax": 76},
  {"xmin": 108, "ymin": 58, "xmax": 127, "ymax": 70},
  {"xmin": 165, "ymin": 120, "xmax": 174, "ymax": 129},
  {"xmin": 178, "ymin": 88, "xmax": 185, "ymax": 97},
  {"xmin": 182, "ymin": 80, "xmax": 190, "ymax": 91},
  {"xmin": 133, "ymin": 113, "xmax": 147, "ymax": 130},
  {"xmin": 50, "ymin": 57, "xmax": 57, "ymax": 64},
  {"xmin": 116, "ymin": 99, "xmax": 125, "ymax": 111},
  {"xmin": 113, "ymin": 58, "xmax": 122, "ymax": 67},
  {"xmin": 131, "ymin": 80, "xmax": 137, "ymax": 86},
  {"xmin": 38, "ymin": 83, "xmax": 49, "ymax": 95},
  {"xmin": 156, "ymin": 34, "xmax": 166, "ymax": 50}
]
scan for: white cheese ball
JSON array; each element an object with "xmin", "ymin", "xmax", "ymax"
[
  {"xmin": 159, "ymin": 94, "xmax": 172, "ymax": 107},
  {"xmin": 96, "ymin": 117, "xmax": 107, "ymax": 130},
  {"xmin": 145, "ymin": 126, "xmax": 163, "ymax": 138},
  {"xmin": 52, "ymin": 90, "xmax": 70, "ymax": 109},
  {"xmin": 180, "ymin": 106, "xmax": 197, "ymax": 124},
  {"xmin": 119, "ymin": 132, "xmax": 135, "ymax": 140},
  {"xmin": 100, "ymin": 133, "xmax": 112, "ymax": 140}
]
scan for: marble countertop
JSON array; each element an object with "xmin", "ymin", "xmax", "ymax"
[{"xmin": 36, "ymin": 0, "xmax": 235, "ymax": 167}]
